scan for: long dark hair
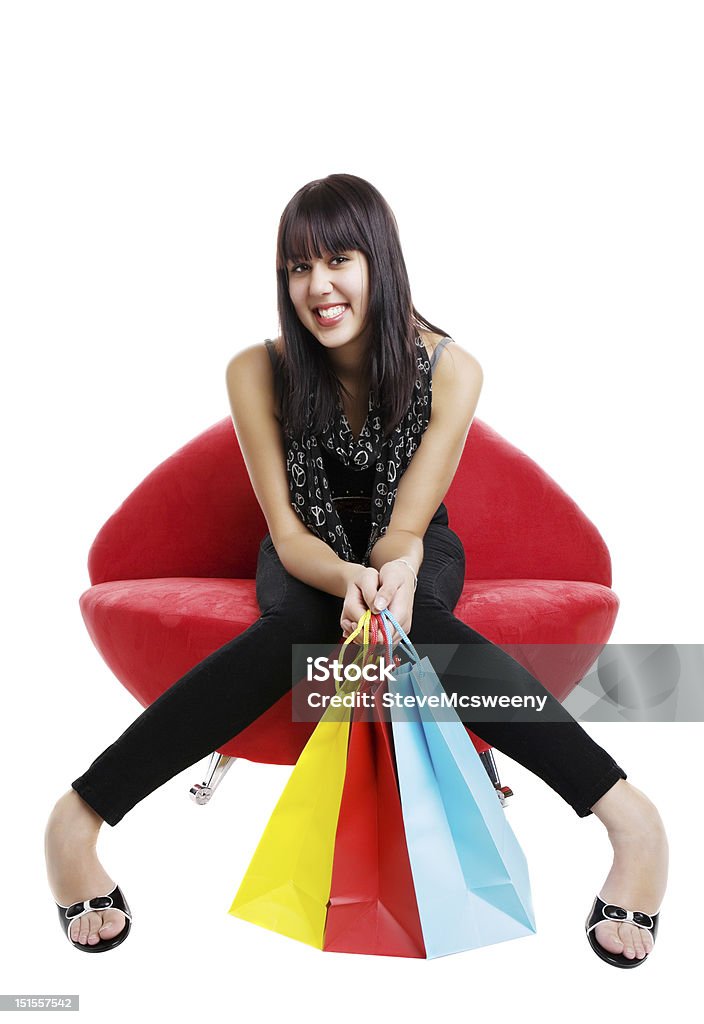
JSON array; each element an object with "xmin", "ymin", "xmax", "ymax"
[{"xmin": 274, "ymin": 173, "xmax": 449, "ymax": 439}]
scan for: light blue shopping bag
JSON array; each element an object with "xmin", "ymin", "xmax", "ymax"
[{"xmin": 380, "ymin": 608, "xmax": 536, "ymax": 958}]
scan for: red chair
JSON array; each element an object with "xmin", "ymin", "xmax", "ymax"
[{"xmin": 80, "ymin": 417, "xmax": 618, "ymax": 806}]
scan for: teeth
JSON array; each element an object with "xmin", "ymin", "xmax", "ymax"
[{"xmin": 317, "ymin": 305, "xmax": 347, "ymax": 319}]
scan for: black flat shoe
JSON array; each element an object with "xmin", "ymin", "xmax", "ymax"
[
  {"xmin": 56, "ymin": 883, "xmax": 132, "ymax": 952},
  {"xmin": 585, "ymin": 894, "xmax": 659, "ymax": 968}
]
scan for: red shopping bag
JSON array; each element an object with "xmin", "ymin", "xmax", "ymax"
[{"xmin": 324, "ymin": 618, "xmax": 426, "ymax": 958}]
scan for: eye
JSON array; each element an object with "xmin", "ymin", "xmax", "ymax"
[{"xmin": 288, "ymin": 254, "xmax": 349, "ymax": 274}]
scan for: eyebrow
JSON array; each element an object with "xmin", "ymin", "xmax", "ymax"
[{"xmin": 287, "ymin": 249, "xmax": 351, "ymax": 265}]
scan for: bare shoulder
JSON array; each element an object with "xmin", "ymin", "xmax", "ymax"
[
  {"xmin": 427, "ymin": 336, "xmax": 483, "ymax": 426},
  {"xmin": 225, "ymin": 339, "xmax": 308, "ymax": 546},
  {"xmin": 225, "ymin": 338, "xmax": 277, "ymax": 378},
  {"xmin": 440, "ymin": 338, "xmax": 483, "ymax": 383},
  {"xmin": 418, "ymin": 329, "xmax": 445, "ymax": 361},
  {"xmin": 418, "ymin": 330, "xmax": 482, "ymax": 387},
  {"xmin": 226, "ymin": 340, "xmax": 279, "ymax": 417},
  {"xmin": 387, "ymin": 334, "xmax": 482, "ymax": 538}
]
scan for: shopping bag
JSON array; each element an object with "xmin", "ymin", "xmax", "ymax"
[
  {"xmin": 324, "ymin": 615, "xmax": 426, "ymax": 958},
  {"xmin": 228, "ymin": 612, "xmax": 376, "ymax": 948},
  {"xmin": 380, "ymin": 608, "xmax": 537, "ymax": 958}
]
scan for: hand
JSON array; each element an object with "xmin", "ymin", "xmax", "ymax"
[
  {"xmin": 340, "ymin": 561, "xmax": 416, "ymax": 647},
  {"xmin": 340, "ymin": 566, "xmax": 380, "ymax": 645},
  {"xmin": 371, "ymin": 560, "xmax": 415, "ymax": 646}
]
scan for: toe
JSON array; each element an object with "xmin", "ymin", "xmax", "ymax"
[
  {"xmin": 619, "ymin": 924, "xmax": 638, "ymax": 959},
  {"xmin": 630, "ymin": 925, "xmax": 650, "ymax": 954},
  {"xmin": 594, "ymin": 921, "xmax": 625, "ymax": 956},
  {"xmin": 628, "ymin": 923, "xmax": 654, "ymax": 960},
  {"xmin": 71, "ymin": 911, "xmax": 94, "ymax": 945},
  {"xmin": 98, "ymin": 909, "xmax": 126, "ymax": 939},
  {"xmin": 80, "ymin": 912, "xmax": 98, "ymax": 945},
  {"xmin": 86, "ymin": 914, "xmax": 103, "ymax": 945},
  {"xmin": 69, "ymin": 909, "xmax": 126, "ymax": 946}
]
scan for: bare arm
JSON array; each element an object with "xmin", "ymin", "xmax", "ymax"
[
  {"xmin": 226, "ymin": 344, "xmax": 372, "ymax": 601},
  {"xmin": 374, "ymin": 341, "xmax": 483, "ymax": 567},
  {"xmin": 277, "ymin": 534, "xmax": 361, "ymax": 599},
  {"xmin": 365, "ymin": 341, "xmax": 483, "ymax": 626}
]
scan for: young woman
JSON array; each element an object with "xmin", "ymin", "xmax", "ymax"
[{"xmin": 45, "ymin": 173, "xmax": 668, "ymax": 967}]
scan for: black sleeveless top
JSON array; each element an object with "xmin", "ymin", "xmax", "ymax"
[{"xmin": 265, "ymin": 337, "xmax": 454, "ymax": 562}]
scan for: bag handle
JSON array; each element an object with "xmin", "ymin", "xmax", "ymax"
[
  {"xmin": 379, "ymin": 608, "xmax": 420, "ymax": 665},
  {"xmin": 341, "ymin": 609, "xmax": 372, "ymax": 653},
  {"xmin": 336, "ymin": 610, "xmax": 379, "ymax": 694}
]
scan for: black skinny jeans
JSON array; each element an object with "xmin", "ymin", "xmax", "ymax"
[{"xmin": 72, "ymin": 505, "xmax": 626, "ymax": 826}]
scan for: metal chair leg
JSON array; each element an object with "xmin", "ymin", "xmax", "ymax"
[
  {"xmin": 189, "ymin": 752, "xmax": 236, "ymax": 805},
  {"xmin": 190, "ymin": 749, "xmax": 512, "ymax": 808},
  {"xmin": 479, "ymin": 748, "xmax": 513, "ymax": 807}
]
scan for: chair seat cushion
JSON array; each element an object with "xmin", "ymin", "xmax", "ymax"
[
  {"xmin": 80, "ymin": 578, "xmax": 261, "ymax": 707},
  {"xmin": 455, "ymin": 578, "xmax": 618, "ymax": 644},
  {"xmin": 455, "ymin": 579, "xmax": 618, "ymax": 703},
  {"xmin": 80, "ymin": 577, "xmax": 320, "ymax": 764}
]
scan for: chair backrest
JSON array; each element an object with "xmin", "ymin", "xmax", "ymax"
[{"xmin": 87, "ymin": 417, "xmax": 612, "ymax": 586}]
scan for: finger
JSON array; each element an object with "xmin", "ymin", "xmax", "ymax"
[
  {"xmin": 349, "ymin": 598, "xmax": 370, "ymax": 626},
  {"xmin": 371, "ymin": 587, "xmax": 394, "ymax": 613},
  {"xmin": 342, "ymin": 614, "xmax": 371, "ymax": 646},
  {"xmin": 341, "ymin": 602, "xmax": 367, "ymax": 635},
  {"xmin": 361, "ymin": 579, "xmax": 393, "ymax": 614}
]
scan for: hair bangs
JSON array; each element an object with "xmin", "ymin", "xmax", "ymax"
[{"xmin": 278, "ymin": 191, "xmax": 367, "ymax": 269}]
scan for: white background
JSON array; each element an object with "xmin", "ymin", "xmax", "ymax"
[{"xmin": 1, "ymin": 1, "xmax": 700, "ymax": 1019}]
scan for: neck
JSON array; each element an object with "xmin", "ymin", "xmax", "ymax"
[
  {"xmin": 322, "ymin": 326, "xmax": 372, "ymax": 389},
  {"xmin": 321, "ymin": 330, "xmax": 420, "ymax": 390}
]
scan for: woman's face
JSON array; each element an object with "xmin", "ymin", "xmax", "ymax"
[{"xmin": 286, "ymin": 248, "xmax": 371, "ymax": 351}]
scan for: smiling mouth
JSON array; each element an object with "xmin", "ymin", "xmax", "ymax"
[{"xmin": 314, "ymin": 304, "xmax": 349, "ymax": 323}]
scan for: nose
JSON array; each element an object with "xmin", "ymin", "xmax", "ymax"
[{"xmin": 308, "ymin": 260, "xmax": 333, "ymax": 298}]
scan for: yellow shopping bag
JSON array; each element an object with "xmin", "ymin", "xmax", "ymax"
[{"xmin": 228, "ymin": 611, "xmax": 375, "ymax": 948}]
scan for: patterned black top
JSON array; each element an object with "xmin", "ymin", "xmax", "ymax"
[{"xmin": 265, "ymin": 336, "xmax": 454, "ymax": 564}]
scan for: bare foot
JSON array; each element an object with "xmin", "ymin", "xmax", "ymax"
[
  {"xmin": 590, "ymin": 780, "xmax": 669, "ymax": 962},
  {"xmin": 45, "ymin": 789, "xmax": 128, "ymax": 947}
]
